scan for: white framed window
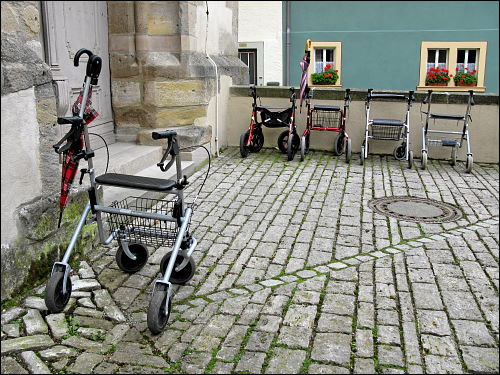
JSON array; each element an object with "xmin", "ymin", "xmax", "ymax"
[
  {"xmin": 314, "ymin": 48, "xmax": 335, "ymax": 73},
  {"xmin": 456, "ymin": 49, "xmax": 478, "ymax": 74},
  {"xmin": 418, "ymin": 41, "xmax": 487, "ymax": 92},
  {"xmin": 426, "ymin": 49, "xmax": 448, "ymax": 71},
  {"xmin": 308, "ymin": 41, "xmax": 342, "ymax": 87}
]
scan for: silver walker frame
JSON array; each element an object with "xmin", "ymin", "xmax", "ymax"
[
  {"xmin": 420, "ymin": 89, "xmax": 475, "ymax": 173},
  {"xmin": 45, "ymin": 48, "xmax": 198, "ymax": 334},
  {"xmin": 361, "ymin": 89, "xmax": 415, "ymax": 169}
]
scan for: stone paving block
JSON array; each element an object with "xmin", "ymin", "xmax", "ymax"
[
  {"xmin": 322, "ymin": 294, "xmax": 355, "ymax": 315},
  {"xmin": 234, "ymin": 351, "xmax": 267, "ymax": 373},
  {"xmin": 180, "ymin": 351, "xmax": 212, "ymax": 374},
  {"xmin": 354, "ymin": 358, "xmax": 376, "ymax": 374},
  {"xmin": 424, "ymin": 355, "xmax": 464, "ymax": 374},
  {"xmin": 1, "ymin": 307, "xmax": 26, "ymax": 325},
  {"xmin": 311, "ymin": 333, "xmax": 351, "ymax": 365},
  {"xmin": 355, "ymin": 329, "xmax": 374, "ymax": 357},
  {"xmin": 38, "ymin": 345, "xmax": 78, "ymax": 361},
  {"xmin": 451, "ymin": 319, "xmax": 497, "ymax": 346},
  {"xmin": 317, "ymin": 313, "xmax": 352, "ymax": 333},
  {"xmin": 68, "ymin": 352, "xmax": 104, "ymax": 374},
  {"xmin": 307, "ymin": 363, "xmax": 350, "ymax": 374},
  {"xmin": 20, "ymin": 351, "xmax": 51, "ymax": 374},
  {"xmin": 441, "ymin": 291, "xmax": 483, "ymax": 320},
  {"xmin": 1, "ymin": 356, "xmax": 29, "ymax": 374},
  {"xmin": 1, "ymin": 335, "xmax": 55, "ymax": 354},
  {"xmin": 461, "ymin": 346, "xmax": 499, "ymax": 373},
  {"xmin": 276, "ymin": 326, "xmax": 312, "ymax": 348},
  {"xmin": 378, "ymin": 345, "xmax": 405, "ymax": 367},
  {"xmin": 265, "ymin": 347, "xmax": 306, "ymax": 374},
  {"xmin": 283, "ymin": 304, "xmax": 317, "ymax": 328}
]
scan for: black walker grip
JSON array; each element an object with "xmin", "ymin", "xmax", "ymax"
[
  {"xmin": 152, "ymin": 130, "xmax": 177, "ymax": 140},
  {"xmin": 87, "ymin": 55, "xmax": 102, "ymax": 84},
  {"xmin": 469, "ymin": 90, "xmax": 475, "ymax": 106}
]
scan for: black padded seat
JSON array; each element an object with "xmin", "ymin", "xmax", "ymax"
[
  {"xmin": 95, "ymin": 173, "xmax": 176, "ymax": 191},
  {"xmin": 313, "ymin": 105, "xmax": 341, "ymax": 111},
  {"xmin": 372, "ymin": 119, "xmax": 405, "ymax": 126},
  {"xmin": 441, "ymin": 140, "xmax": 460, "ymax": 147},
  {"xmin": 369, "ymin": 93, "xmax": 407, "ymax": 100},
  {"xmin": 429, "ymin": 113, "xmax": 465, "ymax": 121}
]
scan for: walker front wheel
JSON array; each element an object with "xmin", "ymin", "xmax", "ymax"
[
  {"xmin": 287, "ymin": 133, "xmax": 297, "ymax": 161},
  {"xmin": 407, "ymin": 150, "xmax": 414, "ymax": 169},
  {"xmin": 116, "ymin": 243, "xmax": 148, "ymax": 274},
  {"xmin": 147, "ymin": 285, "xmax": 171, "ymax": 335},
  {"xmin": 249, "ymin": 130, "xmax": 264, "ymax": 153},
  {"xmin": 160, "ymin": 252, "xmax": 196, "ymax": 285},
  {"xmin": 421, "ymin": 150, "xmax": 428, "ymax": 170},
  {"xmin": 345, "ymin": 138, "xmax": 352, "ymax": 163},
  {"xmin": 240, "ymin": 131, "xmax": 250, "ymax": 158},
  {"xmin": 465, "ymin": 155, "xmax": 473, "ymax": 173},
  {"xmin": 360, "ymin": 145, "xmax": 365, "ymax": 166},
  {"xmin": 450, "ymin": 147, "xmax": 457, "ymax": 166},
  {"xmin": 45, "ymin": 271, "xmax": 72, "ymax": 313}
]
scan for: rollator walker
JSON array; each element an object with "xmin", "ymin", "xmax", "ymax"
[
  {"xmin": 420, "ymin": 89, "xmax": 475, "ymax": 173},
  {"xmin": 45, "ymin": 48, "xmax": 201, "ymax": 334},
  {"xmin": 361, "ymin": 89, "xmax": 415, "ymax": 168}
]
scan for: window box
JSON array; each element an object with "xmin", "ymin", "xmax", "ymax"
[{"xmin": 427, "ymin": 83, "xmax": 448, "ymax": 87}]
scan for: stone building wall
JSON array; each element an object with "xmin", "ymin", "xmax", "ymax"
[
  {"xmin": 107, "ymin": 1, "xmax": 248, "ymax": 150},
  {"xmin": 1, "ymin": 1, "xmax": 93, "ymax": 300}
]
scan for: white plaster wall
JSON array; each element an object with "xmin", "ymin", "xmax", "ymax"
[
  {"xmin": 195, "ymin": 2, "xmax": 235, "ymax": 54},
  {"xmin": 238, "ymin": 1, "xmax": 283, "ymax": 85},
  {"xmin": 1, "ymin": 88, "xmax": 43, "ymax": 244}
]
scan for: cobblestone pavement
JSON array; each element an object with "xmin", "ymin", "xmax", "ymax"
[{"xmin": 2, "ymin": 148, "xmax": 499, "ymax": 374}]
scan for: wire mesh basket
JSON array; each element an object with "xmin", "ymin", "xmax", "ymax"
[
  {"xmin": 106, "ymin": 196, "xmax": 181, "ymax": 248},
  {"xmin": 369, "ymin": 124, "xmax": 404, "ymax": 140},
  {"xmin": 311, "ymin": 109, "xmax": 342, "ymax": 129}
]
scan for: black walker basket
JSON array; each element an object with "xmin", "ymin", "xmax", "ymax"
[
  {"xmin": 259, "ymin": 107, "xmax": 293, "ymax": 128},
  {"xmin": 369, "ymin": 123, "xmax": 405, "ymax": 140},
  {"xmin": 106, "ymin": 196, "xmax": 182, "ymax": 248},
  {"xmin": 311, "ymin": 109, "xmax": 343, "ymax": 129}
]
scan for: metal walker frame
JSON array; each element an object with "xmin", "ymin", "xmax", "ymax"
[
  {"xmin": 361, "ymin": 89, "xmax": 415, "ymax": 168},
  {"xmin": 240, "ymin": 86, "xmax": 299, "ymax": 161},
  {"xmin": 299, "ymin": 87, "xmax": 352, "ymax": 162},
  {"xmin": 420, "ymin": 89, "xmax": 475, "ymax": 173},
  {"xmin": 45, "ymin": 48, "xmax": 199, "ymax": 334}
]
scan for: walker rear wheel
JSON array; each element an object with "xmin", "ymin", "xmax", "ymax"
[
  {"xmin": 277, "ymin": 130, "xmax": 289, "ymax": 154},
  {"xmin": 333, "ymin": 134, "xmax": 345, "ymax": 156},
  {"xmin": 287, "ymin": 133, "xmax": 299, "ymax": 161},
  {"xmin": 360, "ymin": 145, "xmax": 365, "ymax": 165},
  {"xmin": 45, "ymin": 270, "xmax": 72, "ymax": 313},
  {"xmin": 160, "ymin": 252, "xmax": 196, "ymax": 285},
  {"xmin": 394, "ymin": 144, "xmax": 406, "ymax": 161},
  {"xmin": 147, "ymin": 285, "xmax": 171, "ymax": 335},
  {"xmin": 116, "ymin": 243, "xmax": 148, "ymax": 274}
]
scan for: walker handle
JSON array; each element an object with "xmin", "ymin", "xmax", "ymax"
[
  {"xmin": 469, "ymin": 90, "xmax": 475, "ymax": 106},
  {"xmin": 423, "ymin": 90, "xmax": 432, "ymax": 104},
  {"xmin": 74, "ymin": 48, "xmax": 93, "ymax": 67}
]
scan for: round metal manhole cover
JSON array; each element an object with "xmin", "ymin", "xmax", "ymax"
[{"xmin": 368, "ymin": 196, "xmax": 462, "ymax": 223}]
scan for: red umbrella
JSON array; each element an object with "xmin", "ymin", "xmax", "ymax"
[
  {"xmin": 57, "ymin": 88, "xmax": 99, "ymax": 227},
  {"xmin": 299, "ymin": 40, "xmax": 312, "ymax": 112}
]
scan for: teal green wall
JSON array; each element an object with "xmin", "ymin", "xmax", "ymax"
[{"xmin": 287, "ymin": 1, "xmax": 499, "ymax": 93}]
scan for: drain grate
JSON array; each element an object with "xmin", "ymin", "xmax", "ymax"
[{"xmin": 368, "ymin": 196, "xmax": 463, "ymax": 223}]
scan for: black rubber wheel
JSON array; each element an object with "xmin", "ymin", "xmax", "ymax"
[
  {"xmin": 300, "ymin": 134, "xmax": 309, "ymax": 162},
  {"xmin": 333, "ymin": 133, "xmax": 345, "ymax": 156},
  {"xmin": 116, "ymin": 243, "xmax": 148, "ymax": 274},
  {"xmin": 394, "ymin": 144, "xmax": 406, "ymax": 161},
  {"xmin": 240, "ymin": 131, "xmax": 250, "ymax": 158},
  {"xmin": 465, "ymin": 154, "xmax": 473, "ymax": 174},
  {"xmin": 421, "ymin": 150, "xmax": 428, "ymax": 170},
  {"xmin": 249, "ymin": 129, "xmax": 264, "ymax": 153},
  {"xmin": 45, "ymin": 271, "xmax": 72, "ymax": 313},
  {"xmin": 408, "ymin": 150, "xmax": 414, "ymax": 169},
  {"xmin": 160, "ymin": 251, "xmax": 196, "ymax": 284},
  {"xmin": 287, "ymin": 133, "xmax": 299, "ymax": 161},
  {"xmin": 450, "ymin": 147, "xmax": 457, "ymax": 166},
  {"xmin": 277, "ymin": 130, "xmax": 289, "ymax": 153},
  {"xmin": 147, "ymin": 285, "xmax": 171, "ymax": 335},
  {"xmin": 345, "ymin": 138, "xmax": 352, "ymax": 163}
]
